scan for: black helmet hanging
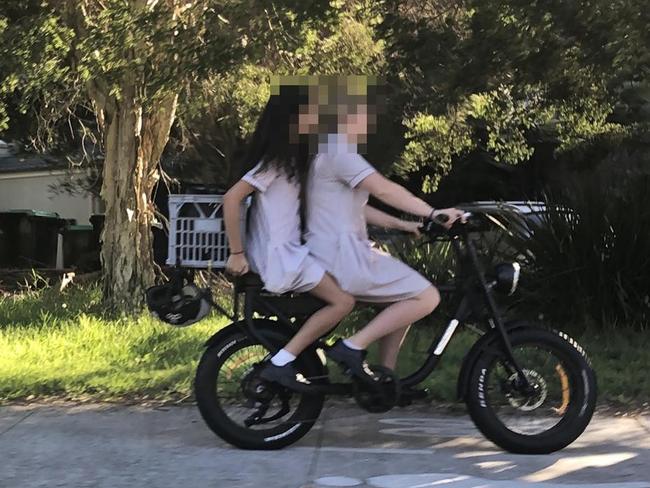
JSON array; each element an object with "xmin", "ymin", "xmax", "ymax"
[{"xmin": 146, "ymin": 271, "xmax": 211, "ymax": 327}]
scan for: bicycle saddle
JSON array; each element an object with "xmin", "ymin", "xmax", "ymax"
[{"xmin": 232, "ymin": 272, "xmax": 265, "ymax": 291}]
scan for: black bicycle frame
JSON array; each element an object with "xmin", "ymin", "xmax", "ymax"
[
  {"xmin": 219, "ymin": 224, "xmax": 530, "ymax": 390},
  {"xmin": 398, "ymin": 228, "xmax": 528, "ymax": 388}
]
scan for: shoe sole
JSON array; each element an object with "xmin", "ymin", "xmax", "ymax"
[
  {"xmin": 259, "ymin": 372, "xmax": 316, "ymax": 395},
  {"xmin": 325, "ymin": 349, "xmax": 378, "ymax": 386}
]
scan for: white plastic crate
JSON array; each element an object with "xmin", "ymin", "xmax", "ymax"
[{"xmin": 167, "ymin": 194, "xmax": 246, "ymax": 269}]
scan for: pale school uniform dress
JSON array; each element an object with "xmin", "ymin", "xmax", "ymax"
[
  {"xmin": 305, "ymin": 135, "xmax": 432, "ymax": 303},
  {"xmin": 242, "ymin": 162, "xmax": 325, "ymax": 294}
]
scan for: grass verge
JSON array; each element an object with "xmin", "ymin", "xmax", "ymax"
[
  {"xmin": 0, "ymin": 285, "xmax": 227, "ymax": 402},
  {"xmin": 1, "ymin": 286, "xmax": 648, "ymax": 409}
]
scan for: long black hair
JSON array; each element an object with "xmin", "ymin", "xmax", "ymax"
[
  {"xmin": 242, "ymin": 83, "xmax": 313, "ymax": 183},
  {"xmin": 242, "ymin": 83, "xmax": 314, "ymax": 236}
]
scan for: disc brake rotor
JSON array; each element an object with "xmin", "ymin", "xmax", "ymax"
[{"xmin": 505, "ymin": 369, "xmax": 548, "ymax": 411}]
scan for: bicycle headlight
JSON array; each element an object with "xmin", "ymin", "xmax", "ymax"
[{"xmin": 493, "ymin": 262, "xmax": 521, "ymax": 295}]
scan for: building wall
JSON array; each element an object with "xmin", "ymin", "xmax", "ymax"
[{"xmin": 0, "ymin": 170, "xmax": 102, "ymax": 224}]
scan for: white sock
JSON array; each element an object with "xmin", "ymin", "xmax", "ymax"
[
  {"xmin": 343, "ymin": 339, "xmax": 363, "ymax": 350},
  {"xmin": 271, "ymin": 348, "xmax": 296, "ymax": 367}
]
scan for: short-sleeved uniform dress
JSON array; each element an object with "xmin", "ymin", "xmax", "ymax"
[
  {"xmin": 242, "ymin": 162, "xmax": 325, "ymax": 294},
  {"xmin": 305, "ymin": 135, "xmax": 432, "ymax": 303}
]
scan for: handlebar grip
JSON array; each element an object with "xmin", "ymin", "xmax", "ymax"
[
  {"xmin": 435, "ymin": 211, "xmax": 473, "ymax": 224},
  {"xmin": 419, "ymin": 211, "xmax": 474, "ymax": 234},
  {"xmin": 433, "ymin": 213, "xmax": 450, "ymax": 225}
]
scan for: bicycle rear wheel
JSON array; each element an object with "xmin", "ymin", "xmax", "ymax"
[{"xmin": 195, "ymin": 320, "xmax": 325, "ymax": 450}]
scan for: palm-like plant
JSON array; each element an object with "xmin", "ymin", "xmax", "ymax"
[{"xmin": 494, "ymin": 174, "xmax": 650, "ymax": 330}]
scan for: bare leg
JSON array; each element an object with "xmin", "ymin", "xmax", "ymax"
[
  {"xmin": 379, "ymin": 325, "xmax": 411, "ymax": 370},
  {"xmin": 283, "ymin": 273, "xmax": 355, "ymax": 356},
  {"xmin": 348, "ymin": 286, "xmax": 440, "ymax": 351}
]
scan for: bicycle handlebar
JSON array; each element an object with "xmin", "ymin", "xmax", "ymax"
[
  {"xmin": 419, "ymin": 211, "xmax": 474, "ymax": 237},
  {"xmin": 369, "ymin": 212, "xmax": 476, "ymax": 240}
]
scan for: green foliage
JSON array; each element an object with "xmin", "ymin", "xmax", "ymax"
[
  {"xmin": 4, "ymin": 0, "xmax": 646, "ymax": 188},
  {"xmin": 496, "ymin": 159, "xmax": 650, "ymax": 330},
  {"xmin": 0, "ymin": 6, "xmax": 79, "ymax": 149},
  {"xmin": 74, "ymin": 1, "xmax": 246, "ymax": 101},
  {"xmin": 469, "ymin": 87, "xmax": 538, "ymax": 163},
  {"xmin": 398, "ymin": 85, "xmax": 545, "ymax": 191},
  {"xmin": 586, "ymin": 329, "xmax": 650, "ymax": 405},
  {"xmin": 548, "ymin": 87, "xmax": 627, "ymax": 152},
  {"xmin": 293, "ymin": 11, "xmax": 385, "ymax": 74},
  {"xmin": 399, "ymin": 112, "xmax": 473, "ymax": 192},
  {"xmin": 0, "ymin": 284, "xmax": 227, "ymax": 401},
  {"xmin": 372, "ymin": 231, "xmax": 457, "ymax": 287},
  {"xmin": 9, "ymin": 0, "xmax": 249, "ymax": 99},
  {"xmin": 174, "ymin": 4, "xmax": 386, "ymax": 187},
  {"xmin": 0, "ymin": 12, "xmax": 75, "ymax": 109},
  {"xmin": 0, "ymin": 17, "xmax": 6, "ymax": 131},
  {"xmin": 0, "ymin": 284, "xmax": 102, "ymax": 327},
  {"xmin": 172, "ymin": 64, "xmax": 273, "ymax": 186},
  {"xmin": 0, "ymin": 0, "xmax": 321, "ymax": 152},
  {"xmin": 381, "ymin": 0, "xmax": 649, "ymax": 193},
  {"xmin": 0, "ymin": 102, "xmax": 7, "ymax": 132},
  {"xmin": 2, "ymin": 284, "xmax": 648, "ymax": 406}
]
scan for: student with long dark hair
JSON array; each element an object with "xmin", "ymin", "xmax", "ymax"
[{"xmin": 222, "ymin": 83, "xmax": 355, "ymax": 391}]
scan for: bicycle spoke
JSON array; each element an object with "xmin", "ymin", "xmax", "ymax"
[{"xmin": 486, "ymin": 343, "xmax": 572, "ymax": 435}]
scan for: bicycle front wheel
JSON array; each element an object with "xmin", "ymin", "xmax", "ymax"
[{"xmin": 465, "ymin": 326, "xmax": 597, "ymax": 454}]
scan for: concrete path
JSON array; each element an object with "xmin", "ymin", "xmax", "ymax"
[{"xmin": 1, "ymin": 402, "xmax": 649, "ymax": 488}]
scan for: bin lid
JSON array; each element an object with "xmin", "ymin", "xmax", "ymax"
[
  {"xmin": 66, "ymin": 224, "xmax": 93, "ymax": 231},
  {"xmin": 0, "ymin": 209, "xmax": 62, "ymax": 219}
]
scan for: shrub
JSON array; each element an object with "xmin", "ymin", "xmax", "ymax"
[{"xmin": 499, "ymin": 169, "xmax": 650, "ymax": 330}]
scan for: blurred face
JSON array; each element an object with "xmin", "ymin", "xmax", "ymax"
[
  {"xmin": 289, "ymin": 101, "xmax": 318, "ymax": 145},
  {"xmin": 339, "ymin": 103, "xmax": 369, "ymax": 144},
  {"xmin": 298, "ymin": 101, "xmax": 319, "ymax": 135}
]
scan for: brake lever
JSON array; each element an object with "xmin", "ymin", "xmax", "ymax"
[
  {"xmin": 419, "ymin": 214, "xmax": 449, "ymax": 233},
  {"xmin": 419, "ymin": 211, "xmax": 473, "ymax": 234},
  {"xmin": 435, "ymin": 213, "xmax": 451, "ymax": 225}
]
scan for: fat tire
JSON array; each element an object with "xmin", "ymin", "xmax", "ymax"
[
  {"xmin": 465, "ymin": 327, "xmax": 597, "ymax": 454},
  {"xmin": 194, "ymin": 321, "xmax": 325, "ymax": 450}
]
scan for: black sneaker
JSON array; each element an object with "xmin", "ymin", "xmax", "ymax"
[
  {"xmin": 325, "ymin": 339, "xmax": 379, "ymax": 385},
  {"xmin": 258, "ymin": 362, "xmax": 314, "ymax": 394}
]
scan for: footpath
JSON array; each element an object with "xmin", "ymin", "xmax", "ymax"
[{"xmin": 1, "ymin": 402, "xmax": 649, "ymax": 488}]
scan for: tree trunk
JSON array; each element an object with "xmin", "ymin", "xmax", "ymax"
[{"xmin": 98, "ymin": 85, "xmax": 178, "ymax": 312}]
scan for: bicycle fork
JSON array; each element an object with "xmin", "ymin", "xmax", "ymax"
[{"xmin": 461, "ymin": 236, "xmax": 532, "ymax": 392}]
